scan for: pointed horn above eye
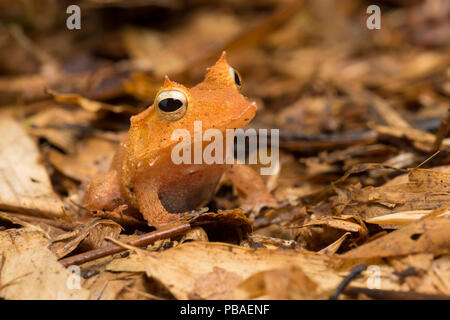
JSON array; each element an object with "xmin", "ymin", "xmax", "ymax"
[
  {"xmin": 163, "ymin": 75, "xmax": 173, "ymax": 87},
  {"xmin": 208, "ymin": 51, "xmax": 229, "ymax": 71},
  {"xmin": 218, "ymin": 51, "xmax": 228, "ymax": 63}
]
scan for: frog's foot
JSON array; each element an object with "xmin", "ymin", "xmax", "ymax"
[
  {"xmin": 146, "ymin": 210, "xmax": 184, "ymax": 229},
  {"xmin": 134, "ymin": 179, "xmax": 185, "ymax": 228}
]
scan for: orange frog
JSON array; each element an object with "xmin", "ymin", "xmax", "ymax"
[{"xmin": 83, "ymin": 52, "xmax": 277, "ymax": 227}]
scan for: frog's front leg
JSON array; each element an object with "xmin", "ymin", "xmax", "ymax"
[
  {"xmin": 84, "ymin": 170, "xmax": 127, "ymax": 212},
  {"xmin": 225, "ymin": 164, "xmax": 278, "ymax": 214},
  {"xmin": 134, "ymin": 177, "xmax": 180, "ymax": 228}
]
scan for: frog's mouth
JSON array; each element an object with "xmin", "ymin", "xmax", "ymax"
[{"xmin": 219, "ymin": 100, "xmax": 257, "ymax": 131}]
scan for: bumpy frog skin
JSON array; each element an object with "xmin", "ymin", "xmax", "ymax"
[{"xmin": 83, "ymin": 52, "xmax": 277, "ymax": 227}]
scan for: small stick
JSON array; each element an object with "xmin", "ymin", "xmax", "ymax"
[
  {"xmin": 432, "ymin": 109, "xmax": 450, "ymax": 152},
  {"xmin": 59, "ymin": 222, "xmax": 191, "ymax": 267},
  {"xmin": 8, "ymin": 213, "xmax": 78, "ymax": 231},
  {"xmin": 330, "ymin": 263, "xmax": 366, "ymax": 300},
  {"xmin": 415, "ymin": 150, "xmax": 440, "ymax": 169},
  {"xmin": 344, "ymin": 287, "xmax": 450, "ymax": 300}
]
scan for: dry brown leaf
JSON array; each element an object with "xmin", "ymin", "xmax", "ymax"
[
  {"xmin": 339, "ymin": 168, "xmax": 450, "ymax": 219},
  {"xmin": 386, "ymin": 253, "xmax": 449, "ymax": 294},
  {"xmin": 119, "ymin": 11, "xmax": 243, "ymax": 76},
  {"xmin": 50, "ymin": 218, "xmax": 122, "ymax": 259},
  {"xmin": 83, "ymin": 271, "xmax": 140, "ymax": 300},
  {"xmin": 123, "ymin": 72, "xmax": 160, "ymax": 101},
  {"xmin": 49, "ymin": 90, "xmax": 136, "ymax": 114},
  {"xmin": 294, "ymin": 215, "xmax": 368, "ymax": 252},
  {"xmin": 234, "ymin": 266, "xmax": 326, "ymax": 299},
  {"xmin": 365, "ymin": 209, "xmax": 450, "ymax": 226},
  {"xmin": 319, "ymin": 232, "xmax": 351, "ymax": 256},
  {"xmin": 26, "ymin": 105, "xmax": 98, "ymax": 153},
  {"xmin": 0, "ymin": 0, "xmax": 448, "ymax": 301},
  {"xmin": 340, "ymin": 216, "xmax": 450, "ymax": 260},
  {"xmin": 49, "ymin": 138, "xmax": 117, "ymax": 183},
  {"xmin": 369, "ymin": 122, "xmax": 450, "ymax": 152},
  {"xmin": 0, "ymin": 228, "xmax": 89, "ymax": 299},
  {"xmin": 431, "ymin": 254, "xmax": 450, "ymax": 295},
  {"xmin": 106, "ymin": 241, "xmax": 343, "ymax": 299},
  {"xmin": 188, "ymin": 209, "xmax": 253, "ymax": 243},
  {"xmin": 189, "ymin": 266, "xmax": 243, "ymax": 299},
  {"xmin": 179, "ymin": 227, "xmax": 209, "ymax": 244},
  {"xmin": 302, "ymin": 215, "xmax": 368, "ymax": 239},
  {"xmin": 0, "ymin": 115, "xmax": 66, "ymax": 219}
]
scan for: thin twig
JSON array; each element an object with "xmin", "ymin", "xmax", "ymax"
[
  {"xmin": 59, "ymin": 222, "xmax": 191, "ymax": 267},
  {"xmin": 330, "ymin": 264, "xmax": 366, "ymax": 300},
  {"xmin": 8, "ymin": 213, "xmax": 78, "ymax": 231},
  {"xmin": 415, "ymin": 150, "xmax": 440, "ymax": 169},
  {"xmin": 432, "ymin": 109, "xmax": 450, "ymax": 152}
]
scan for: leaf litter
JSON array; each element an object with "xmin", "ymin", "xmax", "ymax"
[{"xmin": 0, "ymin": 0, "xmax": 449, "ymax": 300}]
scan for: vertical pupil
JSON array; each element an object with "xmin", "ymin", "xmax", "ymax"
[
  {"xmin": 234, "ymin": 71, "xmax": 241, "ymax": 86},
  {"xmin": 158, "ymin": 98, "xmax": 182, "ymax": 112}
]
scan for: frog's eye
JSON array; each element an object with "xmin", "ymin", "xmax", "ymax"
[
  {"xmin": 155, "ymin": 90, "xmax": 188, "ymax": 121},
  {"xmin": 228, "ymin": 66, "xmax": 242, "ymax": 89}
]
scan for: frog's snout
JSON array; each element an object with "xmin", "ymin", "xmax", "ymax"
[{"xmin": 227, "ymin": 100, "xmax": 257, "ymax": 129}]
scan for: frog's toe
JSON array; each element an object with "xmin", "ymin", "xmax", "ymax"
[{"xmin": 144, "ymin": 210, "xmax": 184, "ymax": 229}]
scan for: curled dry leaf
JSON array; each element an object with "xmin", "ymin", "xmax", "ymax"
[
  {"xmin": 26, "ymin": 105, "xmax": 98, "ymax": 154},
  {"xmin": 365, "ymin": 209, "xmax": 450, "ymax": 226},
  {"xmin": 301, "ymin": 215, "xmax": 368, "ymax": 240},
  {"xmin": 368, "ymin": 122, "xmax": 450, "ymax": 152},
  {"xmin": 179, "ymin": 227, "xmax": 209, "ymax": 244},
  {"xmin": 188, "ymin": 209, "xmax": 253, "ymax": 243},
  {"xmin": 243, "ymin": 234, "xmax": 297, "ymax": 249},
  {"xmin": 340, "ymin": 216, "xmax": 450, "ymax": 260},
  {"xmin": 50, "ymin": 218, "xmax": 122, "ymax": 259},
  {"xmin": 49, "ymin": 138, "xmax": 117, "ymax": 183},
  {"xmin": 49, "ymin": 90, "xmax": 137, "ymax": 114},
  {"xmin": 319, "ymin": 232, "xmax": 352, "ymax": 256},
  {"xmin": 336, "ymin": 168, "xmax": 450, "ymax": 220},
  {"xmin": 293, "ymin": 215, "xmax": 368, "ymax": 252}
]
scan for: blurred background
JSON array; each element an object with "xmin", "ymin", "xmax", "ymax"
[{"xmin": 0, "ymin": 0, "xmax": 449, "ymax": 225}]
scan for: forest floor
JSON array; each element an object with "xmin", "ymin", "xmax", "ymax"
[{"xmin": 0, "ymin": 0, "xmax": 449, "ymax": 299}]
